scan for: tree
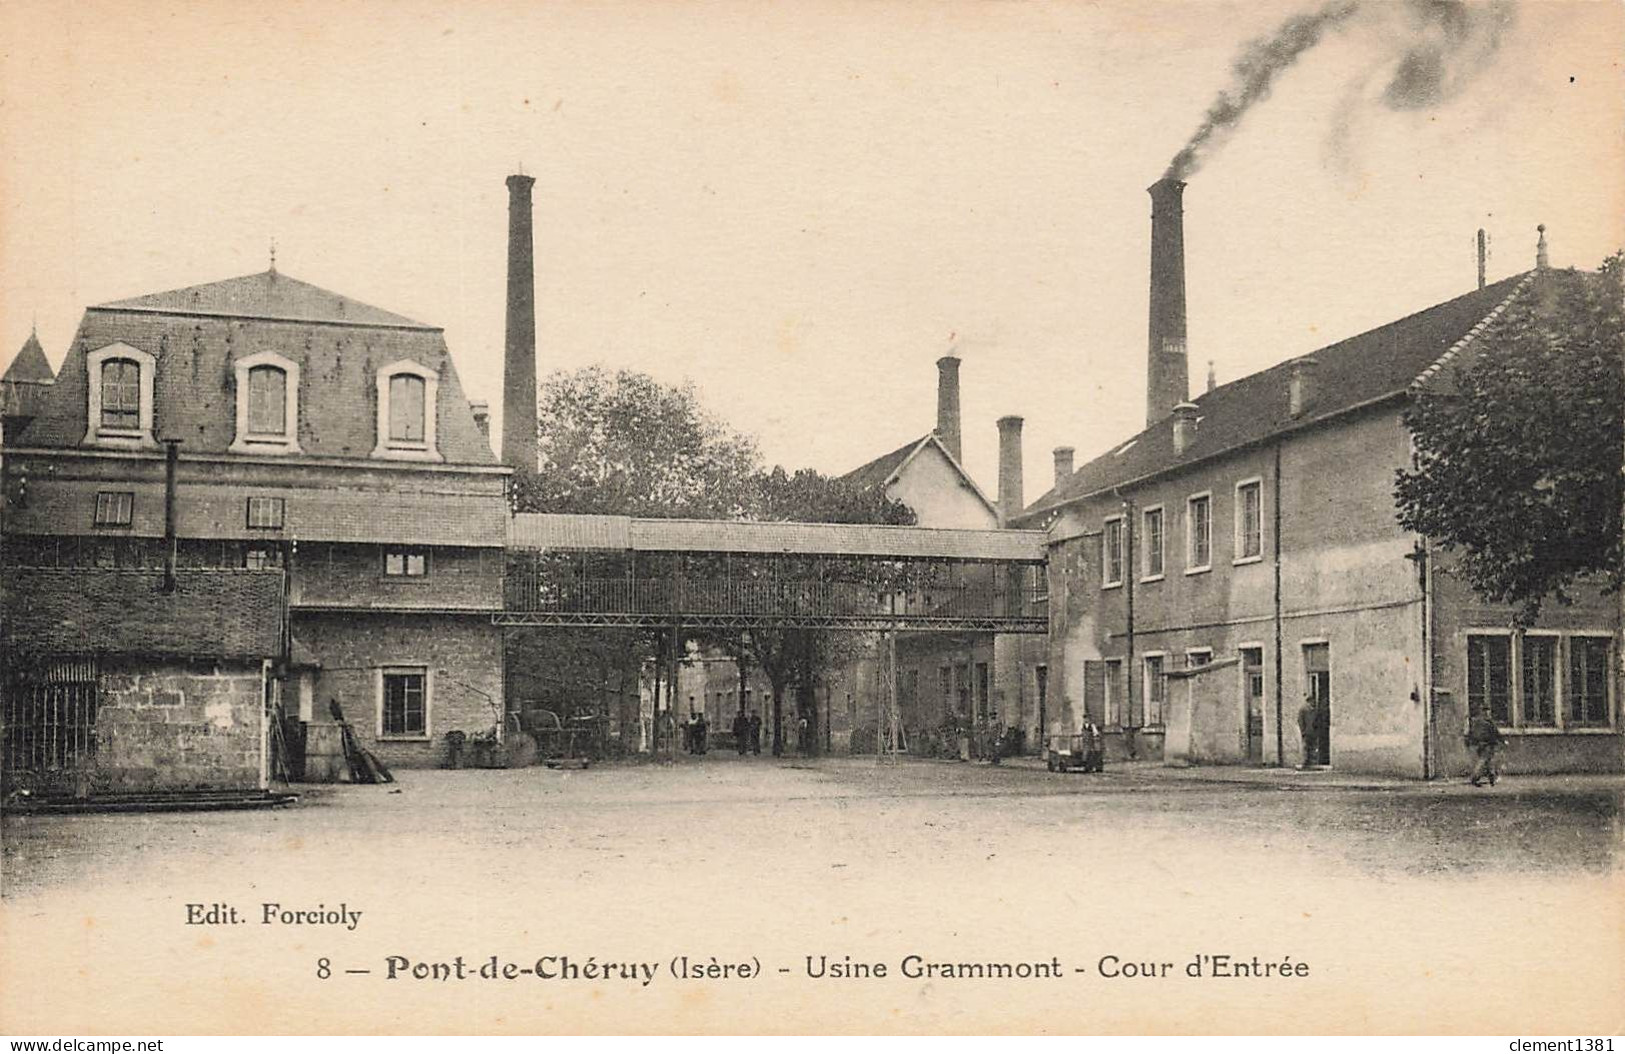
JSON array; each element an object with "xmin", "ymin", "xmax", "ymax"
[
  {"xmin": 508, "ymin": 367, "xmax": 763, "ymax": 753},
  {"xmin": 1395, "ymin": 258, "xmax": 1624, "ymax": 623},
  {"xmin": 729, "ymin": 468, "xmax": 916, "ymax": 755},
  {"xmin": 513, "ymin": 366, "xmax": 761, "ymax": 518}
]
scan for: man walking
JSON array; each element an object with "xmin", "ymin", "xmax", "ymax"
[
  {"xmin": 733, "ymin": 710, "xmax": 749, "ymax": 755},
  {"xmin": 1466, "ymin": 704, "xmax": 1505, "ymax": 786},
  {"xmin": 747, "ymin": 710, "xmax": 762, "ymax": 755}
]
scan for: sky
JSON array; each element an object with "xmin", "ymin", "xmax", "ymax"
[{"xmin": 2, "ymin": 0, "xmax": 1621, "ymax": 500}]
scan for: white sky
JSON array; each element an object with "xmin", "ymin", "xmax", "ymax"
[{"xmin": 2, "ymin": 0, "xmax": 1621, "ymax": 497}]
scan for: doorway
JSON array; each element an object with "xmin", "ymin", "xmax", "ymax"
[
  {"xmin": 1240, "ymin": 647, "xmax": 1265, "ymax": 764},
  {"xmin": 1303, "ymin": 642, "xmax": 1331, "ymax": 766}
]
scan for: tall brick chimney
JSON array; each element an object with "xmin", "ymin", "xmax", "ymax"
[
  {"xmin": 1147, "ymin": 178, "xmax": 1190, "ymax": 427},
  {"xmin": 996, "ymin": 415, "xmax": 1024, "ymax": 526},
  {"xmin": 935, "ymin": 354, "xmax": 962, "ymax": 463},
  {"xmin": 502, "ymin": 173, "xmax": 539, "ymax": 488}
]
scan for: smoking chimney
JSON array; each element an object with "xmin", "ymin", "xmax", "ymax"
[
  {"xmin": 1147, "ymin": 178, "xmax": 1190, "ymax": 427},
  {"xmin": 1052, "ymin": 446, "xmax": 1074, "ymax": 490},
  {"xmin": 996, "ymin": 415, "xmax": 1024, "ymax": 526},
  {"xmin": 935, "ymin": 354, "xmax": 962, "ymax": 463},
  {"xmin": 502, "ymin": 173, "xmax": 539, "ymax": 488}
]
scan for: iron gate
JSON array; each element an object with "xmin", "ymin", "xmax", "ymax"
[{"xmin": 3, "ymin": 657, "xmax": 99, "ymax": 792}]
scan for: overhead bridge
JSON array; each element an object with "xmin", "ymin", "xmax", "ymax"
[{"xmin": 501, "ymin": 514, "xmax": 1049, "ymax": 633}]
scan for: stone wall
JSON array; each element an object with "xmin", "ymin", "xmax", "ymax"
[{"xmin": 94, "ymin": 658, "xmax": 265, "ymax": 791}]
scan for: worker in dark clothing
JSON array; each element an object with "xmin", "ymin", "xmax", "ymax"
[
  {"xmin": 1297, "ymin": 695, "xmax": 1320, "ymax": 768},
  {"xmin": 1466, "ymin": 705, "xmax": 1505, "ymax": 786},
  {"xmin": 747, "ymin": 710, "xmax": 762, "ymax": 755},
  {"xmin": 694, "ymin": 711, "xmax": 708, "ymax": 755},
  {"xmin": 733, "ymin": 711, "xmax": 749, "ymax": 755}
]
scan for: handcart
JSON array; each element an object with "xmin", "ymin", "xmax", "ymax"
[{"xmin": 1046, "ymin": 724, "xmax": 1105, "ymax": 773}]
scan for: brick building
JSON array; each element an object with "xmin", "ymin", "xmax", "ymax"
[
  {"xmin": 1015, "ymin": 253, "xmax": 1621, "ymax": 778},
  {"xmin": 1, "ymin": 267, "xmax": 510, "ymax": 788}
]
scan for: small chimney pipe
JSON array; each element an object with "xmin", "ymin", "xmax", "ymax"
[
  {"xmin": 996, "ymin": 415, "xmax": 1024, "ymax": 526},
  {"xmin": 1288, "ymin": 357, "xmax": 1319, "ymax": 419},
  {"xmin": 1052, "ymin": 446, "xmax": 1075, "ymax": 490},
  {"xmin": 936, "ymin": 355, "xmax": 962, "ymax": 463},
  {"xmin": 1171, "ymin": 402, "xmax": 1199, "ymax": 455},
  {"xmin": 163, "ymin": 438, "xmax": 181, "ymax": 594},
  {"xmin": 1477, "ymin": 229, "xmax": 1487, "ymax": 290}
]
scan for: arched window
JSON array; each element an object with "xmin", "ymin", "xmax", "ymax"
[
  {"xmin": 372, "ymin": 359, "xmax": 440, "ymax": 461},
  {"xmin": 230, "ymin": 350, "xmax": 301, "ymax": 454},
  {"xmin": 85, "ymin": 343, "xmax": 157, "ymax": 447},
  {"xmin": 246, "ymin": 365, "xmax": 288, "ymax": 436},
  {"xmin": 388, "ymin": 373, "xmax": 426, "ymax": 442},
  {"xmin": 100, "ymin": 359, "xmax": 141, "ymax": 430}
]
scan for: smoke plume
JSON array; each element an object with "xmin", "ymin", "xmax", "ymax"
[{"xmin": 1165, "ymin": 0, "xmax": 1517, "ymax": 181}]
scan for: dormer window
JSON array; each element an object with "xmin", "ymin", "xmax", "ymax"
[
  {"xmin": 389, "ymin": 374, "xmax": 426, "ymax": 442},
  {"xmin": 101, "ymin": 360, "xmax": 140, "ymax": 429},
  {"xmin": 231, "ymin": 351, "xmax": 301, "ymax": 454},
  {"xmin": 83, "ymin": 343, "xmax": 157, "ymax": 448},
  {"xmin": 372, "ymin": 359, "xmax": 441, "ymax": 461}
]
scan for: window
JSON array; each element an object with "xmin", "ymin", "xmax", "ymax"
[
  {"xmin": 247, "ymin": 366, "xmax": 287, "ymax": 435},
  {"xmin": 1235, "ymin": 479, "xmax": 1263, "ymax": 563},
  {"xmin": 1520, "ymin": 635, "xmax": 1558, "ymax": 727},
  {"xmin": 380, "ymin": 668, "xmax": 428, "ymax": 738},
  {"xmin": 384, "ymin": 549, "xmax": 428, "ymax": 577},
  {"xmin": 84, "ymin": 343, "xmax": 157, "ymax": 446},
  {"xmin": 1568, "ymin": 637, "xmax": 1612, "ymax": 726},
  {"xmin": 1102, "ymin": 516, "xmax": 1124, "ymax": 587},
  {"xmin": 1143, "ymin": 655, "xmax": 1167, "ymax": 727},
  {"xmin": 1186, "ymin": 493, "xmax": 1212, "ymax": 571},
  {"xmin": 389, "ymin": 374, "xmax": 426, "ymax": 442},
  {"xmin": 229, "ymin": 351, "xmax": 301, "ymax": 454},
  {"xmin": 373, "ymin": 360, "xmax": 441, "ymax": 461},
  {"xmin": 100, "ymin": 360, "xmax": 141, "ymax": 430},
  {"xmin": 1104, "ymin": 659, "xmax": 1123, "ymax": 727},
  {"xmin": 1186, "ymin": 648, "xmax": 1213, "ymax": 668},
  {"xmin": 243, "ymin": 547, "xmax": 283, "ymax": 571},
  {"xmin": 1142, "ymin": 506, "xmax": 1164, "ymax": 580},
  {"xmin": 93, "ymin": 491, "xmax": 134, "ymax": 528},
  {"xmin": 246, "ymin": 496, "xmax": 285, "ymax": 530},
  {"xmin": 1467, "ymin": 634, "xmax": 1513, "ymax": 726}
]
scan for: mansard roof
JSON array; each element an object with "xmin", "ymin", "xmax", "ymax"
[{"xmin": 10, "ymin": 271, "xmax": 496, "ymax": 465}]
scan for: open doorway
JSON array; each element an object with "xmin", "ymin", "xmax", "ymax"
[
  {"xmin": 1303, "ymin": 642, "xmax": 1331, "ymax": 766},
  {"xmin": 1240, "ymin": 647, "xmax": 1265, "ymax": 764}
]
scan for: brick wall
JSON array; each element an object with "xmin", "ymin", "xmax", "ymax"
[
  {"xmin": 290, "ymin": 542, "xmax": 502, "ymax": 611},
  {"xmin": 293, "ymin": 611, "xmax": 503, "ymax": 768}
]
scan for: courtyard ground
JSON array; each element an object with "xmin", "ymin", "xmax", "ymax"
[{"xmin": 2, "ymin": 755, "xmax": 1621, "ymax": 1034}]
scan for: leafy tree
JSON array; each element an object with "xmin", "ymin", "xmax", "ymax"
[
  {"xmin": 1395, "ymin": 257, "xmax": 1624, "ymax": 622},
  {"xmin": 726, "ymin": 468, "xmax": 916, "ymax": 754},
  {"xmin": 513, "ymin": 366, "xmax": 761, "ymax": 518}
]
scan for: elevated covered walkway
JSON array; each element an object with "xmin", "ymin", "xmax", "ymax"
[{"xmin": 501, "ymin": 513, "xmax": 1049, "ymax": 632}]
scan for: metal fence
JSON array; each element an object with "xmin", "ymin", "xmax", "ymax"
[{"xmin": 3, "ymin": 658, "xmax": 99, "ymax": 791}]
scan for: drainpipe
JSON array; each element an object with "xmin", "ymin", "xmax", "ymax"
[
  {"xmin": 1272, "ymin": 442, "xmax": 1285, "ymax": 766},
  {"xmin": 1421, "ymin": 539, "xmax": 1435, "ymax": 780},
  {"xmin": 1122, "ymin": 494, "xmax": 1137, "ymax": 759},
  {"xmin": 163, "ymin": 439, "xmax": 182, "ymax": 594}
]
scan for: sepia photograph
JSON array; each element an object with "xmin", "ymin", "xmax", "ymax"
[{"xmin": 0, "ymin": 0, "xmax": 1621, "ymax": 1040}]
